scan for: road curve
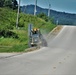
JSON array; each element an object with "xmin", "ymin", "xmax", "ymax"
[{"xmin": 0, "ymin": 25, "xmax": 76, "ymax": 75}]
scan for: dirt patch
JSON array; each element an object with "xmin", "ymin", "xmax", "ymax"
[
  {"xmin": 25, "ymin": 46, "xmax": 40, "ymax": 52},
  {"xmin": 47, "ymin": 25, "xmax": 63, "ymax": 38}
]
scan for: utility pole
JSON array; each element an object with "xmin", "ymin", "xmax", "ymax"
[
  {"xmin": 56, "ymin": 19, "xmax": 59, "ymax": 25},
  {"xmin": 16, "ymin": 0, "xmax": 20, "ymax": 29},
  {"xmin": 23, "ymin": 6, "xmax": 26, "ymax": 13},
  {"xmin": 34, "ymin": 0, "xmax": 37, "ymax": 16},
  {"xmin": 12, "ymin": 0, "xmax": 14, "ymax": 10},
  {"xmin": 48, "ymin": 4, "xmax": 51, "ymax": 17}
]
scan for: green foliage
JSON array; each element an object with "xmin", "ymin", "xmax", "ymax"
[
  {"xmin": 37, "ymin": 13, "xmax": 49, "ymax": 22},
  {"xmin": 0, "ymin": 29, "xmax": 28, "ymax": 52},
  {"xmin": 0, "ymin": 28, "xmax": 18, "ymax": 38},
  {"xmin": 18, "ymin": 16, "xmax": 25, "ymax": 27},
  {"xmin": 6, "ymin": 44, "xmax": 28, "ymax": 52},
  {"xmin": 0, "ymin": 7, "xmax": 56, "ymax": 52},
  {"xmin": 0, "ymin": 0, "xmax": 18, "ymax": 9},
  {"xmin": 4, "ymin": 0, "xmax": 12, "ymax": 7},
  {"xmin": 0, "ymin": 7, "xmax": 17, "ymax": 28},
  {"xmin": 0, "ymin": 44, "xmax": 28, "ymax": 52},
  {"xmin": 0, "ymin": 8, "xmax": 19, "ymax": 38},
  {"xmin": 0, "ymin": 0, "xmax": 5, "ymax": 7},
  {"xmin": 12, "ymin": 0, "xmax": 18, "ymax": 10}
]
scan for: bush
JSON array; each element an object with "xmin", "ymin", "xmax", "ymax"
[
  {"xmin": 0, "ymin": 28, "xmax": 18, "ymax": 38},
  {"xmin": 18, "ymin": 18, "xmax": 25, "ymax": 27},
  {"xmin": 37, "ymin": 13, "xmax": 49, "ymax": 22}
]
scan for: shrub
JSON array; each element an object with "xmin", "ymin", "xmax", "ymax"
[
  {"xmin": 37, "ymin": 13, "xmax": 49, "ymax": 22},
  {"xmin": 0, "ymin": 28, "xmax": 18, "ymax": 39},
  {"xmin": 18, "ymin": 18, "xmax": 25, "ymax": 27}
]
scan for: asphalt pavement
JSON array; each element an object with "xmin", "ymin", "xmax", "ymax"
[{"xmin": 0, "ymin": 25, "xmax": 76, "ymax": 75}]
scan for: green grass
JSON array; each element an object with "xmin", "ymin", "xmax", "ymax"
[
  {"xmin": 0, "ymin": 44, "xmax": 28, "ymax": 53},
  {"xmin": 0, "ymin": 7, "xmax": 56, "ymax": 52},
  {"xmin": 0, "ymin": 29, "xmax": 28, "ymax": 52}
]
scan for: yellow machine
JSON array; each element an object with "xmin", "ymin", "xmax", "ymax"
[{"xmin": 28, "ymin": 24, "xmax": 47, "ymax": 47}]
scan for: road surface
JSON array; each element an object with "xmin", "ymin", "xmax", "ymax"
[{"xmin": 0, "ymin": 25, "xmax": 76, "ymax": 75}]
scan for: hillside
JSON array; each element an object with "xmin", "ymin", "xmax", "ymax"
[
  {"xmin": 0, "ymin": 7, "xmax": 56, "ymax": 52},
  {"xmin": 21, "ymin": 5, "xmax": 76, "ymax": 25}
]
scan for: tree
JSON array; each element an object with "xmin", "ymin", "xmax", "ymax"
[
  {"xmin": 12, "ymin": 0, "xmax": 18, "ymax": 10},
  {"xmin": 4, "ymin": 0, "xmax": 18, "ymax": 9},
  {"xmin": 37, "ymin": 13, "xmax": 48, "ymax": 22},
  {"xmin": 4, "ymin": 0, "xmax": 12, "ymax": 8},
  {"xmin": 0, "ymin": 0, "xmax": 5, "ymax": 7}
]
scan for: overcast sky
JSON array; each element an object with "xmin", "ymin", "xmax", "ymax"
[{"xmin": 17, "ymin": 0, "xmax": 76, "ymax": 14}]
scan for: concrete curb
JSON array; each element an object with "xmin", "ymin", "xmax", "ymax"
[
  {"xmin": 0, "ymin": 26, "xmax": 63, "ymax": 59},
  {"xmin": 0, "ymin": 47, "xmax": 40, "ymax": 59},
  {"xmin": 25, "ymin": 26, "xmax": 63, "ymax": 53},
  {"xmin": 25, "ymin": 46, "xmax": 40, "ymax": 52},
  {"xmin": 0, "ymin": 53, "xmax": 23, "ymax": 59},
  {"xmin": 47, "ymin": 25, "xmax": 63, "ymax": 38}
]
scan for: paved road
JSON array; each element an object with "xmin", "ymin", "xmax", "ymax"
[{"xmin": 0, "ymin": 26, "xmax": 76, "ymax": 75}]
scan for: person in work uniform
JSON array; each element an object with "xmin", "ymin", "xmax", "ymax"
[{"xmin": 32, "ymin": 28, "xmax": 38, "ymax": 34}]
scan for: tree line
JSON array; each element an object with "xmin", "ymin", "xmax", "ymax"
[{"xmin": 0, "ymin": 0, "xmax": 18, "ymax": 10}]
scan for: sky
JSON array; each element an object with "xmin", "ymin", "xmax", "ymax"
[{"xmin": 17, "ymin": 0, "xmax": 76, "ymax": 14}]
